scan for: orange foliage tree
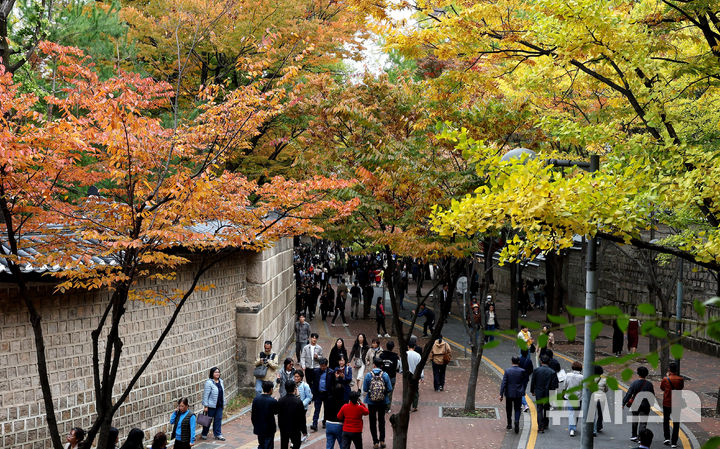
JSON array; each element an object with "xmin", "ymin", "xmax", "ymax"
[{"xmin": 0, "ymin": 42, "xmax": 357, "ymax": 449}]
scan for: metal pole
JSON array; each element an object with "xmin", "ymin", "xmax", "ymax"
[
  {"xmin": 581, "ymin": 154, "xmax": 600, "ymax": 449},
  {"xmin": 676, "ymin": 258, "xmax": 684, "ymax": 374}
]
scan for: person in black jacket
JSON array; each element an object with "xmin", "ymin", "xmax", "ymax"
[
  {"xmin": 623, "ymin": 366, "xmax": 656, "ymax": 443},
  {"xmin": 252, "ymin": 381, "xmax": 278, "ymax": 449},
  {"xmin": 530, "ymin": 355, "xmax": 559, "ymax": 433},
  {"xmin": 311, "ymin": 358, "xmax": 331, "ymax": 431},
  {"xmin": 500, "ymin": 356, "xmax": 526, "ymax": 434},
  {"xmin": 378, "ymin": 340, "xmax": 400, "ymax": 412},
  {"xmin": 518, "ymin": 349, "xmax": 534, "ymax": 412},
  {"xmin": 278, "ymin": 381, "xmax": 306, "ymax": 449}
]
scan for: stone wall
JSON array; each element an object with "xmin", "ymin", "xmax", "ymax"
[
  {"xmin": 0, "ymin": 237, "xmax": 295, "ymax": 448},
  {"xmin": 494, "ymin": 241, "xmax": 720, "ymax": 355}
]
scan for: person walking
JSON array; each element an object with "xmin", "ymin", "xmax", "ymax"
[
  {"xmin": 335, "ymin": 356, "xmax": 354, "ymax": 402},
  {"xmin": 119, "ymin": 429, "xmax": 144, "ymax": 449},
  {"xmin": 252, "ymin": 381, "xmax": 279, "ymax": 449},
  {"xmin": 365, "ymin": 338, "xmax": 383, "ymax": 378},
  {"xmin": 623, "ymin": 366, "xmax": 655, "ymax": 443},
  {"xmin": 278, "ymin": 381, "xmax": 306, "ymax": 449},
  {"xmin": 301, "ymin": 333, "xmax": 323, "ymax": 392},
  {"xmin": 378, "ymin": 340, "xmax": 400, "ymax": 411},
  {"xmin": 362, "ymin": 283, "xmax": 374, "ymax": 319},
  {"xmin": 321, "ymin": 284, "xmax": 335, "ymax": 321},
  {"xmin": 517, "ymin": 325, "xmax": 534, "ymax": 354},
  {"xmin": 536, "ymin": 325, "xmax": 554, "ymax": 367},
  {"xmin": 530, "ymin": 355, "xmax": 559, "ymax": 433},
  {"xmin": 310, "ymin": 358, "xmax": 332, "ymax": 431},
  {"xmin": 201, "ymin": 367, "xmax": 227, "ymax": 441},
  {"xmin": 350, "ymin": 281, "xmax": 362, "ymax": 319},
  {"xmin": 412, "ymin": 304, "xmax": 435, "ymax": 337},
  {"xmin": 485, "ymin": 304, "xmax": 498, "ymax": 342},
  {"xmin": 429, "ymin": 335, "xmax": 452, "ymax": 391},
  {"xmin": 332, "ymin": 280, "xmax": 349, "ymax": 326},
  {"xmin": 324, "ymin": 377, "xmax": 347, "ymax": 449},
  {"xmin": 254, "ymin": 341, "xmax": 279, "ymax": 396},
  {"xmin": 612, "ymin": 319, "xmax": 624, "ymax": 356},
  {"xmin": 660, "ymin": 362, "xmax": 684, "ymax": 447},
  {"xmin": 563, "ymin": 361, "xmax": 584, "ymax": 437},
  {"xmin": 627, "ymin": 318, "xmax": 640, "ymax": 354},
  {"xmin": 279, "ymin": 358, "xmax": 296, "ymax": 397},
  {"xmin": 338, "ymin": 390, "xmax": 369, "ymax": 449},
  {"xmin": 633, "ymin": 428, "xmax": 655, "ymax": 449},
  {"xmin": 363, "ymin": 358, "xmax": 393, "ymax": 449},
  {"xmin": 375, "ymin": 297, "xmax": 390, "ymax": 337},
  {"xmin": 403, "ymin": 335, "xmax": 424, "ymax": 411},
  {"xmin": 519, "ymin": 282, "xmax": 530, "ymax": 318},
  {"xmin": 170, "ymin": 398, "xmax": 196, "ymax": 449},
  {"xmin": 500, "ymin": 356, "xmax": 526, "ymax": 434},
  {"xmin": 329, "ymin": 338, "xmax": 349, "ymax": 369},
  {"xmin": 294, "ymin": 370, "xmax": 312, "ymax": 443},
  {"xmin": 349, "ymin": 333, "xmax": 369, "ymax": 390},
  {"xmin": 295, "ymin": 314, "xmax": 311, "ymax": 362},
  {"xmin": 518, "ymin": 349, "xmax": 534, "ymax": 412},
  {"xmin": 592, "ymin": 365, "xmax": 608, "ymax": 436}
]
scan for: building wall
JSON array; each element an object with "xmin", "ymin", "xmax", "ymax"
[{"xmin": 0, "ymin": 238, "xmax": 295, "ymax": 448}]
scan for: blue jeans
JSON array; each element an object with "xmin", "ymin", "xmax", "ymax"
[
  {"xmin": 255, "ymin": 379, "xmax": 264, "ymax": 396},
  {"xmin": 257, "ymin": 435, "xmax": 274, "ymax": 449},
  {"xmin": 312, "ymin": 395, "xmax": 325, "ymax": 427},
  {"xmin": 201, "ymin": 406, "xmax": 223, "ymax": 437},
  {"xmin": 485, "ymin": 324, "xmax": 496, "ymax": 342},
  {"xmin": 326, "ymin": 422, "xmax": 343, "ymax": 449}
]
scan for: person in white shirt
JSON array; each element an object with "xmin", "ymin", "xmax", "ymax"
[
  {"xmin": 300, "ymin": 333, "xmax": 323, "ymax": 391},
  {"xmin": 403, "ymin": 335, "xmax": 424, "ymax": 412}
]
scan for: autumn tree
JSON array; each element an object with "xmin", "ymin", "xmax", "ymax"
[{"xmin": 0, "ymin": 42, "xmax": 356, "ymax": 449}]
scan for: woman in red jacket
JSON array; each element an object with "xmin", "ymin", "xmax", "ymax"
[{"xmin": 338, "ymin": 390, "xmax": 369, "ymax": 449}]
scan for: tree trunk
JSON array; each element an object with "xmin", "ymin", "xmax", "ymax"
[
  {"xmin": 545, "ymin": 251, "xmax": 567, "ymax": 317},
  {"xmin": 464, "ymin": 338, "xmax": 484, "ymax": 411},
  {"xmin": 510, "ymin": 263, "xmax": 519, "ymax": 330}
]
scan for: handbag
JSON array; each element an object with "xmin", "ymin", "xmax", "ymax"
[
  {"xmin": 354, "ymin": 358, "xmax": 363, "ymax": 368},
  {"xmin": 253, "ymin": 364, "xmax": 268, "ymax": 378},
  {"xmin": 197, "ymin": 412, "xmax": 212, "ymax": 427},
  {"xmin": 443, "ymin": 346, "xmax": 452, "ymax": 364}
]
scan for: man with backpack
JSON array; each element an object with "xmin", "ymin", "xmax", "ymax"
[
  {"xmin": 378, "ymin": 341, "xmax": 401, "ymax": 412},
  {"xmin": 363, "ymin": 358, "xmax": 393, "ymax": 449}
]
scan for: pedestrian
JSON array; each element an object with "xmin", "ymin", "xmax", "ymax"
[
  {"xmin": 412, "ymin": 303, "xmax": 435, "ymax": 337},
  {"xmin": 365, "ymin": 338, "xmax": 383, "ymax": 376},
  {"xmin": 338, "ymin": 390, "xmax": 369, "ymax": 449},
  {"xmin": 254, "ymin": 341, "xmax": 279, "ymax": 396},
  {"xmin": 628, "ymin": 318, "xmax": 640, "ymax": 354},
  {"xmin": 170, "ymin": 398, "xmax": 196, "ymax": 449},
  {"xmin": 564, "ymin": 361, "xmax": 583, "ymax": 437},
  {"xmin": 362, "ymin": 283, "xmax": 374, "ymax": 319},
  {"xmin": 519, "ymin": 282, "xmax": 530, "ymax": 318},
  {"xmin": 329, "ymin": 338, "xmax": 349, "ymax": 369},
  {"xmin": 403, "ymin": 335, "xmax": 424, "ymax": 411},
  {"xmin": 335, "ymin": 356, "xmax": 354, "ymax": 402},
  {"xmin": 378, "ymin": 340, "xmax": 400, "ymax": 411},
  {"xmin": 301, "ymin": 333, "xmax": 323, "ymax": 391},
  {"xmin": 500, "ymin": 356, "xmax": 526, "ymax": 434},
  {"xmin": 293, "ymin": 370, "xmax": 312, "ymax": 442},
  {"xmin": 309, "ymin": 283, "xmax": 321, "ymax": 320},
  {"xmin": 279, "ymin": 358, "xmax": 296, "ymax": 397},
  {"xmin": 332, "ymin": 280, "xmax": 349, "ymax": 326},
  {"xmin": 660, "ymin": 361, "xmax": 684, "ymax": 447},
  {"xmin": 592, "ymin": 365, "xmax": 608, "ymax": 436},
  {"xmin": 201, "ymin": 366, "xmax": 227, "ymax": 441},
  {"xmin": 518, "ymin": 349, "xmax": 534, "ymax": 412},
  {"xmin": 295, "ymin": 314, "xmax": 311, "ymax": 362},
  {"xmin": 429, "ymin": 335, "xmax": 452, "ymax": 391},
  {"xmin": 108, "ymin": 427, "xmax": 120, "ymax": 449},
  {"xmin": 536, "ymin": 325, "xmax": 554, "ymax": 367},
  {"xmin": 363, "ymin": 357, "xmax": 393, "ymax": 449},
  {"xmin": 634, "ymin": 428, "xmax": 654, "ymax": 449},
  {"xmin": 321, "ymin": 284, "xmax": 335, "ymax": 321},
  {"xmin": 350, "ymin": 281, "xmax": 362, "ymax": 319},
  {"xmin": 517, "ymin": 324, "xmax": 534, "ymax": 354},
  {"xmin": 252, "ymin": 381, "xmax": 279, "ymax": 449},
  {"xmin": 612, "ymin": 319, "xmax": 624, "ymax": 356},
  {"xmin": 375, "ymin": 297, "xmax": 389, "ymax": 337},
  {"xmin": 324, "ymin": 376, "xmax": 347, "ymax": 449},
  {"xmin": 485, "ymin": 304, "xmax": 498, "ymax": 342},
  {"xmin": 623, "ymin": 366, "xmax": 655, "ymax": 443},
  {"xmin": 530, "ymin": 355, "xmax": 559, "ymax": 433},
  {"xmin": 150, "ymin": 432, "xmax": 167, "ymax": 449},
  {"xmin": 349, "ymin": 333, "xmax": 370, "ymax": 390},
  {"xmin": 440, "ymin": 283, "xmax": 451, "ymax": 314},
  {"xmin": 278, "ymin": 380, "xmax": 306, "ymax": 449},
  {"xmin": 119, "ymin": 428, "xmax": 144, "ymax": 449},
  {"xmin": 310, "ymin": 358, "xmax": 332, "ymax": 431},
  {"xmin": 64, "ymin": 427, "xmax": 85, "ymax": 449}
]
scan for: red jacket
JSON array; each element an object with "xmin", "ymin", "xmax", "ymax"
[
  {"xmin": 660, "ymin": 374, "xmax": 684, "ymax": 407},
  {"xmin": 337, "ymin": 402, "xmax": 369, "ymax": 433}
]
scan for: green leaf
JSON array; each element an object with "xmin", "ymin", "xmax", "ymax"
[
  {"xmin": 646, "ymin": 351, "xmax": 659, "ymax": 369},
  {"xmin": 693, "ymin": 300, "xmax": 706, "ymax": 318},
  {"xmin": 563, "ymin": 324, "xmax": 577, "ymax": 342},
  {"xmin": 483, "ymin": 339, "xmax": 500, "ymax": 349},
  {"xmin": 538, "ymin": 333, "xmax": 549, "ymax": 348},
  {"xmin": 606, "ymin": 376, "xmax": 619, "ymax": 390},
  {"xmin": 595, "ymin": 356, "xmax": 618, "ymax": 366},
  {"xmin": 670, "ymin": 344, "xmax": 684, "ymax": 360},
  {"xmin": 547, "ymin": 314, "xmax": 568, "ymax": 325},
  {"xmin": 591, "ymin": 321, "xmax": 604, "ymax": 341},
  {"xmin": 566, "ymin": 306, "xmax": 593, "ymax": 316},
  {"xmin": 621, "ymin": 368, "xmax": 634, "ymax": 382},
  {"xmin": 648, "ymin": 327, "xmax": 667, "ymax": 339},
  {"xmin": 516, "ymin": 338, "xmax": 529, "ymax": 351},
  {"xmin": 519, "ymin": 319, "xmax": 542, "ymax": 330},
  {"xmin": 700, "ymin": 436, "xmax": 720, "ymax": 449},
  {"xmin": 596, "ymin": 305, "xmax": 623, "ymax": 316},
  {"xmin": 617, "ymin": 316, "xmax": 629, "ymax": 332},
  {"xmin": 637, "ymin": 303, "xmax": 656, "ymax": 315}
]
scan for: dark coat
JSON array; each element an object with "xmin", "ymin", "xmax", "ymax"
[
  {"xmin": 623, "ymin": 378, "xmax": 655, "ymax": 413},
  {"xmin": 518, "ymin": 355, "xmax": 534, "ymax": 384},
  {"xmin": 251, "ymin": 393, "xmax": 278, "ymax": 437},
  {"xmin": 547, "ymin": 357, "xmax": 561, "ymax": 373},
  {"xmin": 311, "ymin": 367, "xmax": 332, "ymax": 396},
  {"xmin": 277, "ymin": 394, "xmax": 306, "ymax": 434},
  {"xmin": 501, "ymin": 366, "xmax": 527, "ymax": 399},
  {"xmin": 530, "ymin": 365, "xmax": 559, "ymax": 399}
]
